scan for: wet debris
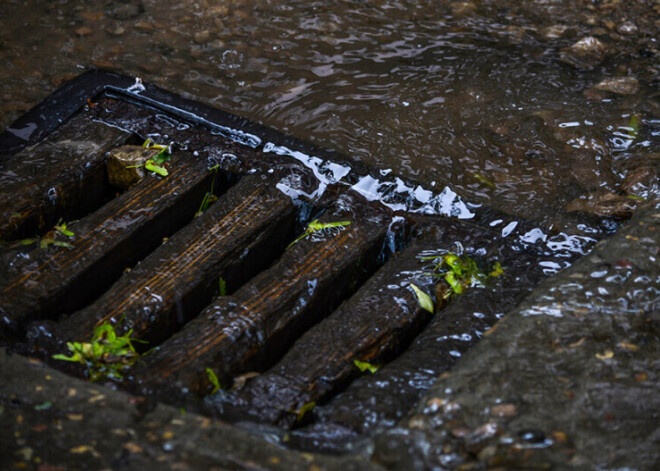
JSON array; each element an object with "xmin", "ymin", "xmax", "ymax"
[
  {"xmin": 560, "ymin": 36, "xmax": 607, "ymax": 69},
  {"xmin": 566, "ymin": 190, "xmax": 637, "ymax": 219}
]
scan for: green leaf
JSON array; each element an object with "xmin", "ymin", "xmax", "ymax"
[
  {"xmin": 410, "ymin": 283, "xmax": 434, "ymax": 313},
  {"xmin": 218, "ymin": 277, "xmax": 227, "ymax": 296},
  {"xmin": 354, "ymin": 359, "xmax": 380, "ymax": 374},
  {"xmin": 287, "ymin": 219, "xmax": 351, "ymax": 248},
  {"xmin": 628, "ymin": 115, "xmax": 640, "ymax": 139},
  {"xmin": 206, "ymin": 368, "xmax": 221, "ymax": 394},
  {"xmin": 308, "ymin": 220, "xmax": 351, "ymax": 231},
  {"xmin": 152, "ymin": 148, "xmax": 172, "ymax": 165},
  {"xmin": 295, "ymin": 401, "xmax": 316, "ymax": 422},
  {"xmin": 20, "ymin": 238, "xmax": 37, "ymax": 246},
  {"xmin": 145, "ymin": 159, "xmax": 168, "ymax": 177},
  {"xmin": 444, "ymin": 271, "xmax": 464, "ymax": 294},
  {"xmin": 34, "ymin": 401, "xmax": 52, "ymax": 411},
  {"xmin": 472, "ymin": 172, "xmax": 496, "ymax": 188},
  {"xmin": 489, "ymin": 262, "xmax": 504, "ymax": 277},
  {"xmin": 55, "ymin": 218, "xmax": 74, "ymax": 237},
  {"xmin": 52, "ymin": 353, "xmax": 78, "ymax": 362}
]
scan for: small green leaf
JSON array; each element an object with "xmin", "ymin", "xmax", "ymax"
[
  {"xmin": 444, "ymin": 271, "xmax": 464, "ymax": 294},
  {"xmin": 307, "ymin": 220, "xmax": 351, "ymax": 231},
  {"xmin": 472, "ymin": 172, "xmax": 496, "ymax": 188},
  {"xmin": 52, "ymin": 353, "xmax": 78, "ymax": 362},
  {"xmin": 218, "ymin": 277, "xmax": 227, "ymax": 296},
  {"xmin": 287, "ymin": 219, "xmax": 351, "ymax": 248},
  {"xmin": 410, "ymin": 283, "xmax": 434, "ymax": 313},
  {"xmin": 295, "ymin": 401, "xmax": 316, "ymax": 422},
  {"xmin": 626, "ymin": 194, "xmax": 645, "ymax": 201},
  {"xmin": 354, "ymin": 359, "xmax": 380, "ymax": 374},
  {"xmin": 20, "ymin": 238, "xmax": 37, "ymax": 246},
  {"xmin": 152, "ymin": 148, "xmax": 172, "ymax": 165},
  {"xmin": 206, "ymin": 368, "xmax": 221, "ymax": 394},
  {"xmin": 489, "ymin": 262, "xmax": 504, "ymax": 277},
  {"xmin": 145, "ymin": 159, "xmax": 168, "ymax": 177},
  {"xmin": 34, "ymin": 401, "xmax": 52, "ymax": 411},
  {"xmin": 628, "ymin": 115, "xmax": 640, "ymax": 139},
  {"xmin": 55, "ymin": 218, "xmax": 74, "ymax": 237}
]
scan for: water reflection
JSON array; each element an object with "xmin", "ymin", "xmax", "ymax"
[{"xmin": 1, "ymin": 0, "xmax": 659, "ymax": 237}]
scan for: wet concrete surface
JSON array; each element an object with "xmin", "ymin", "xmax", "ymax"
[
  {"xmin": 0, "ymin": 348, "xmax": 381, "ymax": 471},
  {"xmin": 372, "ymin": 201, "xmax": 660, "ymax": 470}
]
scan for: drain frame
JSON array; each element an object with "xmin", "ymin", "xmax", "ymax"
[{"xmin": 0, "ymin": 71, "xmax": 573, "ymax": 456}]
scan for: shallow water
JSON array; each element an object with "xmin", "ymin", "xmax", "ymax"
[{"xmin": 1, "ymin": 0, "xmax": 659, "ymax": 237}]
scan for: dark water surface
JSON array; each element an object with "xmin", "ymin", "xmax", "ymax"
[{"xmin": 1, "ymin": 0, "xmax": 659, "ymax": 241}]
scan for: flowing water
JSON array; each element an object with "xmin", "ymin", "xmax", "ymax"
[{"xmin": 1, "ymin": 0, "xmax": 660, "ymax": 240}]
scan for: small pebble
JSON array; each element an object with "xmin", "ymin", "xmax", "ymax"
[
  {"xmin": 560, "ymin": 36, "xmax": 607, "ymax": 69},
  {"xmin": 194, "ymin": 30, "xmax": 211, "ymax": 44},
  {"xmin": 594, "ymin": 76, "xmax": 639, "ymax": 95},
  {"xmin": 75, "ymin": 26, "xmax": 93, "ymax": 37},
  {"xmin": 617, "ymin": 21, "xmax": 638, "ymax": 35}
]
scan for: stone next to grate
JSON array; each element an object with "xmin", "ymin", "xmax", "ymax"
[
  {"xmin": 0, "ymin": 142, "xmax": 247, "ymax": 341},
  {"xmin": 0, "ymin": 101, "xmax": 134, "ymax": 240},
  {"xmin": 127, "ymin": 194, "xmax": 391, "ymax": 402},
  {"xmin": 34, "ymin": 171, "xmax": 300, "ymax": 357}
]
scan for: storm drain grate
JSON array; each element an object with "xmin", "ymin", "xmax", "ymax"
[{"xmin": 0, "ymin": 71, "xmax": 571, "ymax": 450}]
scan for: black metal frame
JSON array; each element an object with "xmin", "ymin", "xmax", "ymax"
[{"xmin": 0, "ymin": 69, "xmax": 362, "ymax": 175}]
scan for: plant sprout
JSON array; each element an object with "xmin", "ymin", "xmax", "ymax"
[
  {"xmin": 133, "ymin": 138, "xmax": 174, "ymax": 177},
  {"xmin": 20, "ymin": 219, "xmax": 75, "ymax": 249},
  {"xmin": 54, "ymin": 218, "xmax": 74, "ymax": 237},
  {"xmin": 421, "ymin": 251, "xmax": 503, "ymax": 301},
  {"xmin": 206, "ymin": 368, "xmax": 221, "ymax": 394},
  {"xmin": 218, "ymin": 277, "xmax": 227, "ymax": 296},
  {"xmin": 52, "ymin": 319, "xmax": 145, "ymax": 381},
  {"xmin": 196, "ymin": 165, "xmax": 220, "ymax": 217}
]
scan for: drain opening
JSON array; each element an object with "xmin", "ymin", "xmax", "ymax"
[{"xmin": 0, "ymin": 73, "xmax": 573, "ymax": 453}]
